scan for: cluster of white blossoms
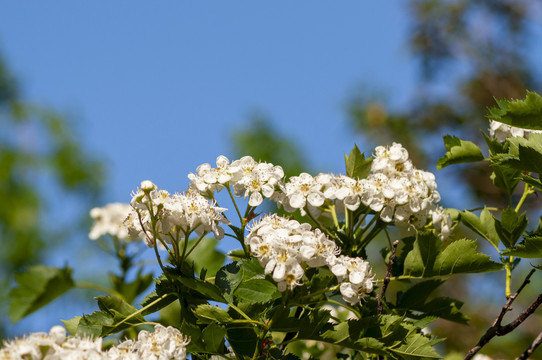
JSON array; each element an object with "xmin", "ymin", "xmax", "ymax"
[
  {"xmin": 0, "ymin": 325, "xmax": 190, "ymax": 360},
  {"xmin": 188, "ymin": 155, "xmax": 284, "ymax": 207},
  {"xmin": 246, "ymin": 214, "xmax": 374, "ymax": 304},
  {"xmin": 489, "ymin": 119, "xmax": 542, "ymax": 142},
  {"xmin": 89, "ymin": 203, "xmax": 133, "ymax": 241},
  {"xmin": 124, "ymin": 181, "xmax": 230, "ymax": 247}
]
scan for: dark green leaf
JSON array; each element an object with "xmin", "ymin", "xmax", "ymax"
[
  {"xmin": 203, "ymin": 324, "xmax": 226, "ymax": 354},
  {"xmin": 416, "ymin": 297, "xmax": 469, "ymax": 324},
  {"xmin": 436, "ymin": 135, "xmax": 484, "ymax": 170},
  {"xmin": 487, "ymin": 91, "xmax": 542, "ymax": 130},
  {"xmin": 9, "ymin": 265, "xmax": 75, "ymax": 322},
  {"xmin": 234, "ymin": 279, "xmax": 280, "ymax": 304},
  {"xmin": 521, "ymin": 174, "xmax": 542, "ymax": 190},
  {"xmin": 502, "ymin": 237, "xmax": 542, "ymax": 258},
  {"xmin": 195, "ymin": 304, "xmax": 233, "ymax": 323},
  {"xmin": 461, "ymin": 209, "xmax": 500, "ymax": 248},
  {"xmin": 345, "ymin": 144, "xmax": 373, "ymax": 179},
  {"xmin": 216, "ymin": 259, "xmax": 264, "ymax": 302},
  {"xmin": 177, "ymin": 276, "xmax": 226, "ymax": 303},
  {"xmin": 397, "ymin": 280, "xmax": 444, "ymax": 309},
  {"xmin": 298, "ymin": 309, "xmax": 332, "ymax": 339},
  {"xmin": 227, "ymin": 325, "xmax": 259, "ymax": 358},
  {"xmin": 96, "ymin": 295, "xmax": 145, "ymax": 323},
  {"xmin": 75, "ymin": 310, "xmax": 114, "ymax": 337},
  {"xmin": 495, "ymin": 207, "xmax": 528, "ymax": 248}
]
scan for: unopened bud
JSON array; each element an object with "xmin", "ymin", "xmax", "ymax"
[{"xmin": 140, "ymin": 180, "xmax": 156, "ymax": 192}]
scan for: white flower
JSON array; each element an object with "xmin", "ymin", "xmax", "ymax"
[
  {"xmin": 89, "ymin": 203, "xmax": 133, "ymax": 241},
  {"xmin": 489, "ymin": 119, "xmax": 542, "ymax": 142}
]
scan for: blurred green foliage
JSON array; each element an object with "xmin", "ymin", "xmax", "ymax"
[{"xmin": 0, "ymin": 54, "xmax": 104, "ymax": 337}]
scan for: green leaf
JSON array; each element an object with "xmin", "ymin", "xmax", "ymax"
[
  {"xmin": 96, "ymin": 295, "xmax": 145, "ymax": 323},
  {"xmin": 186, "ymin": 238, "xmax": 226, "ymax": 278},
  {"xmin": 403, "ymin": 232, "xmax": 502, "ymax": 278},
  {"xmin": 521, "ymin": 174, "xmax": 542, "ymax": 190},
  {"xmin": 216, "ymin": 259, "xmax": 264, "ymax": 302},
  {"xmin": 461, "ymin": 209, "xmax": 500, "ymax": 248},
  {"xmin": 195, "ymin": 304, "xmax": 233, "ymax": 324},
  {"xmin": 491, "ymin": 134, "xmax": 542, "ymax": 174},
  {"xmin": 298, "ymin": 309, "xmax": 332, "ymax": 339},
  {"xmin": 345, "ymin": 144, "xmax": 373, "ymax": 179},
  {"xmin": 75, "ymin": 310, "xmax": 114, "ymax": 337},
  {"xmin": 502, "ymin": 237, "xmax": 542, "ymax": 258},
  {"xmin": 177, "ymin": 276, "xmax": 226, "ymax": 303},
  {"xmin": 416, "ymin": 297, "xmax": 469, "ymax": 324},
  {"xmin": 389, "ymin": 333, "xmax": 442, "ymax": 359},
  {"xmin": 487, "ymin": 91, "xmax": 542, "ymax": 130},
  {"xmin": 61, "ymin": 316, "xmax": 82, "ymax": 335},
  {"xmin": 397, "ymin": 280, "xmax": 444, "ymax": 309},
  {"xmin": 436, "ymin": 135, "xmax": 484, "ymax": 170},
  {"xmin": 495, "ymin": 207, "xmax": 528, "ymax": 249},
  {"xmin": 233, "ymin": 279, "xmax": 280, "ymax": 304},
  {"xmin": 226, "ymin": 325, "xmax": 259, "ymax": 358},
  {"xmin": 9, "ymin": 265, "xmax": 75, "ymax": 322},
  {"xmin": 203, "ymin": 324, "xmax": 226, "ymax": 354}
]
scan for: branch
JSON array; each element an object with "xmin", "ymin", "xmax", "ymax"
[
  {"xmin": 465, "ymin": 269, "xmax": 540, "ymax": 360},
  {"xmin": 516, "ymin": 331, "xmax": 542, "ymax": 360},
  {"xmin": 377, "ymin": 240, "xmax": 399, "ymax": 314}
]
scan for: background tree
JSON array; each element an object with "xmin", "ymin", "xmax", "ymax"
[{"xmin": 0, "ymin": 53, "xmax": 104, "ymax": 338}]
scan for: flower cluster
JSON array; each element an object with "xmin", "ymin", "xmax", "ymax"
[
  {"xmin": 489, "ymin": 119, "xmax": 542, "ymax": 142},
  {"xmin": 188, "ymin": 155, "xmax": 284, "ymax": 206},
  {"xmin": 0, "ymin": 325, "xmax": 190, "ymax": 360},
  {"xmin": 246, "ymin": 214, "xmax": 374, "ymax": 304},
  {"xmin": 125, "ymin": 181, "xmax": 230, "ymax": 247},
  {"xmin": 89, "ymin": 203, "xmax": 133, "ymax": 241}
]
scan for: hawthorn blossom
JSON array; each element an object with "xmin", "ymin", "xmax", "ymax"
[
  {"xmin": 489, "ymin": 119, "xmax": 542, "ymax": 142},
  {"xmin": 125, "ymin": 181, "xmax": 230, "ymax": 247},
  {"xmin": 89, "ymin": 203, "xmax": 133, "ymax": 241}
]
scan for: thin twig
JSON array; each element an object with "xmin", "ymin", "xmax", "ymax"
[
  {"xmin": 465, "ymin": 269, "xmax": 540, "ymax": 360},
  {"xmin": 516, "ymin": 331, "xmax": 542, "ymax": 360},
  {"xmin": 377, "ymin": 240, "xmax": 399, "ymax": 315}
]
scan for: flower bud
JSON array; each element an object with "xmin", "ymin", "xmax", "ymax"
[{"xmin": 140, "ymin": 180, "xmax": 156, "ymax": 192}]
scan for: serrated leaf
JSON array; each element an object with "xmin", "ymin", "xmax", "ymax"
[
  {"xmin": 195, "ymin": 304, "xmax": 233, "ymax": 323},
  {"xmin": 495, "ymin": 207, "xmax": 528, "ymax": 249},
  {"xmin": 186, "ymin": 238, "xmax": 226, "ymax": 278},
  {"xmin": 487, "ymin": 91, "xmax": 542, "ymax": 130},
  {"xmin": 403, "ymin": 232, "xmax": 502, "ymax": 278},
  {"xmin": 437, "ymin": 135, "xmax": 484, "ymax": 170},
  {"xmin": 76, "ymin": 310, "xmax": 115, "ymax": 337},
  {"xmin": 203, "ymin": 323, "xmax": 226, "ymax": 354},
  {"xmin": 389, "ymin": 333, "xmax": 442, "ymax": 359},
  {"xmin": 345, "ymin": 144, "xmax": 373, "ymax": 179},
  {"xmin": 502, "ymin": 236, "xmax": 542, "ymax": 258},
  {"xmin": 9, "ymin": 265, "xmax": 75, "ymax": 322},
  {"xmin": 461, "ymin": 209, "xmax": 500, "ymax": 248},
  {"xmin": 491, "ymin": 134, "xmax": 542, "ymax": 174},
  {"xmin": 233, "ymin": 279, "xmax": 280, "ymax": 304}
]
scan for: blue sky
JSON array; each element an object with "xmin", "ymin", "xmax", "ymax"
[{"xmin": 0, "ymin": 2, "xmax": 417, "ymax": 201}]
